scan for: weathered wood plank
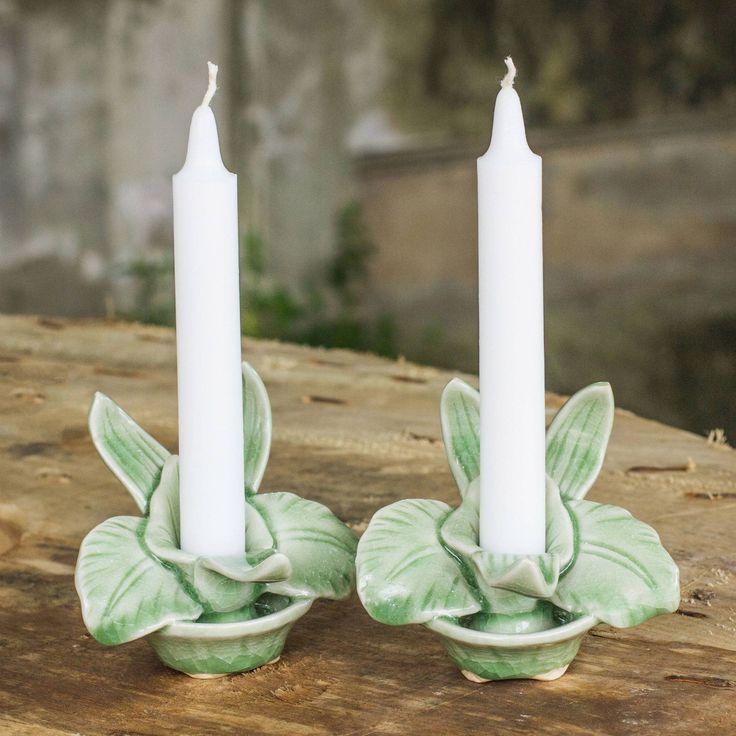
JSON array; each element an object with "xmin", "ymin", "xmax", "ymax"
[{"xmin": 0, "ymin": 314, "xmax": 733, "ymax": 735}]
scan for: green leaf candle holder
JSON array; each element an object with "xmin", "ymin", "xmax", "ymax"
[
  {"xmin": 75, "ymin": 362, "xmax": 357, "ymax": 678},
  {"xmin": 356, "ymin": 381, "xmax": 680, "ymax": 682}
]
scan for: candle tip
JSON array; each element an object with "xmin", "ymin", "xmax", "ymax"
[
  {"xmin": 500, "ymin": 56, "xmax": 517, "ymax": 89},
  {"xmin": 202, "ymin": 61, "xmax": 219, "ymax": 107}
]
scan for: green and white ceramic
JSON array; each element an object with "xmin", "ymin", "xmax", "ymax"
[
  {"xmin": 75, "ymin": 362, "xmax": 357, "ymax": 678},
  {"xmin": 356, "ymin": 381, "xmax": 680, "ymax": 682},
  {"xmin": 147, "ymin": 598, "xmax": 313, "ymax": 679}
]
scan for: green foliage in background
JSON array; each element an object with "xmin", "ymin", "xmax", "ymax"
[
  {"xmin": 123, "ymin": 253, "xmax": 175, "ymax": 327},
  {"xmin": 123, "ymin": 202, "xmax": 398, "ymax": 359}
]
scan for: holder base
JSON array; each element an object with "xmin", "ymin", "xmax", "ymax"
[
  {"xmin": 426, "ymin": 613, "xmax": 596, "ymax": 682},
  {"xmin": 147, "ymin": 599, "xmax": 312, "ymax": 677}
]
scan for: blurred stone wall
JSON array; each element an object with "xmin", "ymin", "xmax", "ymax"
[
  {"xmin": 0, "ymin": 0, "xmax": 109, "ymax": 315},
  {"xmin": 238, "ymin": 0, "xmax": 385, "ymax": 289},
  {"xmin": 0, "ymin": 0, "xmax": 231, "ymax": 315},
  {"xmin": 1, "ymin": 0, "xmax": 735, "ymax": 434},
  {"xmin": 0, "ymin": 0, "xmax": 383, "ymax": 314}
]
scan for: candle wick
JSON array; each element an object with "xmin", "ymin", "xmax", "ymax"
[
  {"xmin": 500, "ymin": 56, "xmax": 517, "ymax": 89},
  {"xmin": 202, "ymin": 61, "xmax": 218, "ymax": 107}
]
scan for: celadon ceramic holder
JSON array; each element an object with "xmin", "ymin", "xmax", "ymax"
[
  {"xmin": 75, "ymin": 362, "xmax": 357, "ymax": 678},
  {"xmin": 356, "ymin": 381, "xmax": 680, "ymax": 682}
]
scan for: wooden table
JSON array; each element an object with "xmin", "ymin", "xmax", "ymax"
[{"xmin": 0, "ymin": 314, "xmax": 734, "ymax": 735}]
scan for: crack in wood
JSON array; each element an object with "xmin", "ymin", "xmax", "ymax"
[
  {"xmin": 391, "ymin": 375, "xmax": 427, "ymax": 384},
  {"xmin": 665, "ymin": 674, "xmax": 734, "ymax": 688},
  {"xmin": 675, "ymin": 608, "xmax": 709, "ymax": 619},
  {"xmin": 627, "ymin": 458, "xmax": 695, "ymax": 474},
  {"xmin": 301, "ymin": 395, "xmax": 347, "ymax": 405},
  {"xmin": 685, "ymin": 491, "xmax": 736, "ymax": 500}
]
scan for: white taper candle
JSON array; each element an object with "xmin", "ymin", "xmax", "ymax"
[
  {"xmin": 173, "ymin": 62, "xmax": 246, "ymax": 557},
  {"xmin": 477, "ymin": 58, "xmax": 546, "ymax": 554}
]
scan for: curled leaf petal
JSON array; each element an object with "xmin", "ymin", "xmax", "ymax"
[
  {"xmin": 440, "ymin": 495, "xmax": 560, "ymax": 607},
  {"xmin": 199, "ymin": 551, "xmax": 290, "ymax": 582},
  {"xmin": 144, "ymin": 456, "xmax": 289, "ymax": 613},
  {"xmin": 546, "ymin": 476, "xmax": 574, "ymax": 572}
]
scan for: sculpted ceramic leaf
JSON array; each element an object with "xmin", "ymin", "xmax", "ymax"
[
  {"xmin": 89, "ymin": 392, "xmax": 170, "ymax": 512},
  {"xmin": 144, "ymin": 457, "xmax": 190, "ymax": 567},
  {"xmin": 188, "ymin": 563, "xmax": 264, "ymax": 613},
  {"xmin": 552, "ymin": 499, "xmax": 680, "ymax": 627},
  {"xmin": 192, "ymin": 549, "xmax": 292, "ymax": 613},
  {"xmin": 190, "ymin": 545, "xmax": 293, "ymax": 613},
  {"xmin": 357, "ymin": 498, "xmax": 480, "ymax": 625},
  {"xmin": 545, "ymin": 476, "xmax": 574, "ymax": 572},
  {"xmin": 440, "ymin": 480, "xmax": 560, "ymax": 606},
  {"xmin": 242, "ymin": 361, "xmax": 271, "ymax": 493},
  {"xmin": 440, "ymin": 379, "xmax": 480, "ymax": 497},
  {"xmin": 245, "ymin": 490, "xmax": 277, "ymax": 550},
  {"xmin": 546, "ymin": 382, "xmax": 614, "ymax": 500},
  {"xmin": 199, "ymin": 550, "xmax": 290, "ymax": 582},
  {"xmin": 75, "ymin": 516, "xmax": 202, "ymax": 645},
  {"xmin": 145, "ymin": 456, "xmax": 290, "ymax": 612},
  {"xmin": 251, "ymin": 491, "xmax": 357, "ymax": 600}
]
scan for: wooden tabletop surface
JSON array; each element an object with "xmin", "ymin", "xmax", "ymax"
[{"xmin": 0, "ymin": 314, "xmax": 734, "ymax": 735}]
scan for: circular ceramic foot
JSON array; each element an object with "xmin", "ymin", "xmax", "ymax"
[
  {"xmin": 462, "ymin": 663, "xmax": 569, "ymax": 683},
  {"xmin": 531, "ymin": 665, "xmax": 568, "ymax": 681},
  {"xmin": 183, "ymin": 655, "xmax": 281, "ymax": 680},
  {"xmin": 185, "ymin": 671, "xmax": 228, "ymax": 680},
  {"xmin": 462, "ymin": 669, "xmax": 491, "ymax": 683}
]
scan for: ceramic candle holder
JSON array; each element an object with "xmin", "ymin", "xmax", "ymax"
[
  {"xmin": 75, "ymin": 362, "xmax": 357, "ymax": 678},
  {"xmin": 356, "ymin": 381, "xmax": 680, "ymax": 682}
]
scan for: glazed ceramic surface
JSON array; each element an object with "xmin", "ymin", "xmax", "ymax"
[
  {"xmin": 427, "ymin": 613, "xmax": 597, "ymax": 681},
  {"xmin": 75, "ymin": 362, "xmax": 357, "ymax": 676},
  {"xmin": 148, "ymin": 599, "xmax": 313, "ymax": 678},
  {"xmin": 356, "ymin": 381, "xmax": 680, "ymax": 681}
]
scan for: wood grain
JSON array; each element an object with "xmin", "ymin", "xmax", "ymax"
[{"xmin": 0, "ymin": 314, "xmax": 733, "ymax": 735}]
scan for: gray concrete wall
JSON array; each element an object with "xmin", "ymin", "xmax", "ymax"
[
  {"xmin": 0, "ymin": 0, "xmax": 109, "ymax": 315},
  {"xmin": 0, "ymin": 0, "xmax": 383, "ymax": 313},
  {"xmin": 0, "ymin": 0, "xmax": 232, "ymax": 315},
  {"xmin": 236, "ymin": 0, "xmax": 384, "ymax": 289}
]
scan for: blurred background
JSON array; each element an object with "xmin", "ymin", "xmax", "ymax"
[{"xmin": 1, "ymin": 0, "xmax": 735, "ymax": 438}]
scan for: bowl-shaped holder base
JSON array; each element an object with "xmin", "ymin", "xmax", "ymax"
[
  {"xmin": 148, "ymin": 599, "xmax": 313, "ymax": 678},
  {"xmin": 426, "ymin": 613, "xmax": 597, "ymax": 682}
]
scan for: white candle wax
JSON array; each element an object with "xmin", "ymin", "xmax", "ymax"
[
  {"xmin": 477, "ymin": 58, "xmax": 546, "ymax": 555},
  {"xmin": 173, "ymin": 63, "xmax": 246, "ymax": 557}
]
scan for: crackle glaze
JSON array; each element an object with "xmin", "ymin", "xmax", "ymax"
[
  {"xmin": 427, "ymin": 613, "xmax": 597, "ymax": 682},
  {"xmin": 148, "ymin": 599, "xmax": 313, "ymax": 678}
]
